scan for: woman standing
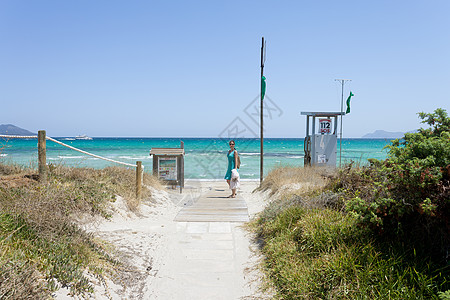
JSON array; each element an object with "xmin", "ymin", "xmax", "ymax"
[{"xmin": 224, "ymin": 140, "xmax": 239, "ymax": 198}]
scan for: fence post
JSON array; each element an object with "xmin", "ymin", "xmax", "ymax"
[
  {"xmin": 38, "ymin": 130, "xmax": 47, "ymax": 183},
  {"xmin": 136, "ymin": 161, "xmax": 142, "ymax": 199}
]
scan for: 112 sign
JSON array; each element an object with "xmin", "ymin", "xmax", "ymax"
[{"xmin": 319, "ymin": 119, "xmax": 332, "ymax": 134}]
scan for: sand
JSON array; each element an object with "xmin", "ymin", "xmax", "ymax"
[{"xmin": 54, "ymin": 180, "xmax": 273, "ymax": 300}]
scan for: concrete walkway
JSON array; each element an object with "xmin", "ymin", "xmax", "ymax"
[
  {"xmin": 56, "ymin": 181, "xmax": 268, "ymax": 299},
  {"xmin": 152, "ymin": 182, "xmax": 259, "ymax": 299},
  {"xmin": 153, "ymin": 221, "xmax": 253, "ymax": 299}
]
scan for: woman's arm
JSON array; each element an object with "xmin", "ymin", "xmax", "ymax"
[{"xmin": 234, "ymin": 150, "xmax": 238, "ymax": 169}]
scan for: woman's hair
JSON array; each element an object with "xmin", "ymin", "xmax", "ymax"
[{"xmin": 229, "ymin": 140, "xmax": 235, "ymax": 145}]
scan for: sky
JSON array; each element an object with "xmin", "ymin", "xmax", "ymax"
[{"xmin": 1, "ymin": 0, "xmax": 449, "ymax": 138}]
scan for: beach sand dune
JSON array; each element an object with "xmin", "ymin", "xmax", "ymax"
[{"xmin": 55, "ymin": 180, "xmax": 271, "ymax": 299}]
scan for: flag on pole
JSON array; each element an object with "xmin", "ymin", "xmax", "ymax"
[
  {"xmin": 346, "ymin": 91, "xmax": 354, "ymax": 114},
  {"xmin": 261, "ymin": 76, "xmax": 266, "ymax": 101}
]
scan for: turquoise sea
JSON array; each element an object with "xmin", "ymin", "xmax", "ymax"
[{"xmin": 0, "ymin": 138, "xmax": 392, "ymax": 180}]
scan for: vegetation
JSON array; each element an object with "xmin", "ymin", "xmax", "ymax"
[
  {"xmin": 251, "ymin": 108, "xmax": 450, "ymax": 299},
  {"xmin": 341, "ymin": 108, "xmax": 449, "ymax": 258},
  {"xmin": 0, "ymin": 163, "xmax": 160, "ymax": 299}
]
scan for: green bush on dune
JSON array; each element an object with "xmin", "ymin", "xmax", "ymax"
[
  {"xmin": 256, "ymin": 207, "xmax": 442, "ymax": 299},
  {"xmin": 252, "ymin": 108, "xmax": 449, "ymax": 299},
  {"xmin": 341, "ymin": 108, "xmax": 449, "ymax": 258}
]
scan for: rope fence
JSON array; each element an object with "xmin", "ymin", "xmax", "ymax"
[
  {"xmin": 45, "ymin": 136, "xmax": 137, "ymax": 168},
  {"xmin": 0, "ymin": 135, "xmax": 38, "ymax": 139},
  {"xmin": 1, "ymin": 134, "xmax": 138, "ymax": 168},
  {"xmin": 1, "ymin": 131, "xmax": 144, "ymax": 198}
]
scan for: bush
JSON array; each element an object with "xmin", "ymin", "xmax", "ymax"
[
  {"xmin": 0, "ymin": 163, "xmax": 161, "ymax": 298},
  {"xmin": 255, "ymin": 205, "xmax": 444, "ymax": 299},
  {"xmin": 334, "ymin": 108, "xmax": 449, "ymax": 261}
]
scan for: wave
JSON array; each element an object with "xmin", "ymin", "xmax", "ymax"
[
  {"xmin": 239, "ymin": 152, "xmax": 304, "ymax": 158},
  {"xmin": 0, "ymin": 154, "xmax": 7, "ymax": 157},
  {"xmin": 239, "ymin": 152, "xmax": 260, "ymax": 156},
  {"xmin": 57, "ymin": 155, "xmax": 85, "ymax": 159},
  {"xmin": 118, "ymin": 156, "xmax": 150, "ymax": 160}
]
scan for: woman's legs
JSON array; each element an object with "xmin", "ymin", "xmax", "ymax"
[
  {"xmin": 226, "ymin": 180, "xmax": 232, "ymax": 197},
  {"xmin": 226, "ymin": 180, "xmax": 237, "ymax": 197}
]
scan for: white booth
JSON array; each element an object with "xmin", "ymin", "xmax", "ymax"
[{"xmin": 301, "ymin": 112, "xmax": 345, "ymax": 167}]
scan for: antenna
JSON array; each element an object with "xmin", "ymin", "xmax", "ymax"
[{"xmin": 334, "ymin": 78, "xmax": 351, "ymax": 167}]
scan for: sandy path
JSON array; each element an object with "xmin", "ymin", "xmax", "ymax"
[{"xmin": 55, "ymin": 180, "xmax": 271, "ymax": 299}]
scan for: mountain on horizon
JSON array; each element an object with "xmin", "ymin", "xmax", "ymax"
[
  {"xmin": 0, "ymin": 124, "xmax": 35, "ymax": 136},
  {"xmin": 362, "ymin": 130, "xmax": 404, "ymax": 139}
]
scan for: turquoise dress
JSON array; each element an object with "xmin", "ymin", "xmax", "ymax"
[{"xmin": 224, "ymin": 150, "xmax": 236, "ymax": 180}]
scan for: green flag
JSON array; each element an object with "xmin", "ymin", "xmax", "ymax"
[
  {"xmin": 261, "ymin": 76, "xmax": 266, "ymax": 100},
  {"xmin": 346, "ymin": 91, "xmax": 354, "ymax": 114}
]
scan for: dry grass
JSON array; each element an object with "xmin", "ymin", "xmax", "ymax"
[
  {"xmin": 0, "ymin": 163, "xmax": 26, "ymax": 176},
  {"xmin": 257, "ymin": 166, "xmax": 336, "ymax": 196},
  {"xmin": 48, "ymin": 164, "xmax": 162, "ymax": 212},
  {"xmin": 0, "ymin": 162, "xmax": 162, "ymax": 298},
  {"xmin": 0, "ymin": 260, "xmax": 48, "ymax": 299}
]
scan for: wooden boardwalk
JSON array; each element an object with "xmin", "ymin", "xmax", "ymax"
[{"xmin": 174, "ymin": 188, "xmax": 249, "ymax": 222}]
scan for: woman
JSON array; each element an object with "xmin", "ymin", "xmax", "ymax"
[{"xmin": 224, "ymin": 140, "xmax": 239, "ymax": 198}]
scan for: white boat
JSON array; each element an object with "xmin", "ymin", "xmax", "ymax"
[{"xmin": 75, "ymin": 135, "xmax": 93, "ymax": 140}]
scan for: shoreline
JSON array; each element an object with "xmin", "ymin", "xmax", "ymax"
[{"xmin": 185, "ymin": 178, "xmax": 260, "ymax": 182}]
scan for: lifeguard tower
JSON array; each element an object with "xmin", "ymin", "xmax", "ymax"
[{"xmin": 301, "ymin": 112, "xmax": 345, "ymax": 167}]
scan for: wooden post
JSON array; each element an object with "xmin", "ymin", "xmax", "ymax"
[
  {"xmin": 38, "ymin": 130, "xmax": 47, "ymax": 183},
  {"xmin": 136, "ymin": 161, "xmax": 142, "ymax": 199}
]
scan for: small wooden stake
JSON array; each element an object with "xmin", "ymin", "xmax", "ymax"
[
  {"xmin": 38, "ymin": 130, "xmax": 47, "ymax": 183},
  {"xmin": 136, "ymin": 161, "xmax": 142, "ymax": 199}
]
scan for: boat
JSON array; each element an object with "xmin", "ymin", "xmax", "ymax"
[{"xmin": 75, "ymin": 135, "xmax": 93, "ymax": 140}]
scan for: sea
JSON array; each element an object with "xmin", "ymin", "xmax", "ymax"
[{"xmin": 0, "ymin": 137, "xmax": 393, "ymax": 180}]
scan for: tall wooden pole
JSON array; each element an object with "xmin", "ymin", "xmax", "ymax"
[
  {"xmin": 136, "ymin": 161, "xmax": 142, "ymax": 199},
  {"xmin": 339, "ymin": 80, "xmax": 344, "ymax": 168},
  {"xmin": 260, "ymin": 37, "xmax": 265, "ymax": 184},
  {"xmin": 38, "ymin": 130, "xmax": 47, "ymax": 183}
]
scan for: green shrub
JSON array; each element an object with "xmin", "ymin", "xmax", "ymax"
[
  {"xmin": 334, "ymin": 109, "xmax": 449, "ymax": 260},
  {"xmin": 439, "ymin": 290, "xmax": 450, "ymax": 300},
  {"xmin": 254, "ymin": 204, "xmax": 444, "ymax": 299},
  {"xmin": 252, "ymin": 108, "xmax": 450, "ymax": 298}
]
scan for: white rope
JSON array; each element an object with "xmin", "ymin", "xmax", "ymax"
[
  {"xmin": 0, "ymin": 134, "xmax": 38, "ymax": 139},
  {"xmin": 46, "ymin": 137, "xmax": 138, "ymax": 168},
  {"xmin": 0, "ymin": 134, "xmax": 140, "ymax": 168}
]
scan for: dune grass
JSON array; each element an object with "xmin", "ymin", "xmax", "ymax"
[
  {"xmin": 250, "ymin": 166, "xmax": 449, "ymax": 299},
  {"xmin": 0, "ymin": 162, "xmax": 161, "ymax": 299},
  {"xmin": 256, "ymin": 166, "xmax": 335, "ymax": 195}
]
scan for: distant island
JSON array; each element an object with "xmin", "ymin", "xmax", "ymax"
[
  {"xmin": 362, "ymin": 130, "xmax": 404, "ymax": 139},
  {"xmin": 0, "ymin": 124, "xmax": 35, "ymax": 136}
]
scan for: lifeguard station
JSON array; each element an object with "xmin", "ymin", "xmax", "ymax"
[{"xmin": 301, "ymin": 112, "xmax": 345, "ymax": 167}]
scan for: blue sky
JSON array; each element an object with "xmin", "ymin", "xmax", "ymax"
[{"xmin": 1, "ymin": 0, "xmax": 449, "ymax": 138}]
